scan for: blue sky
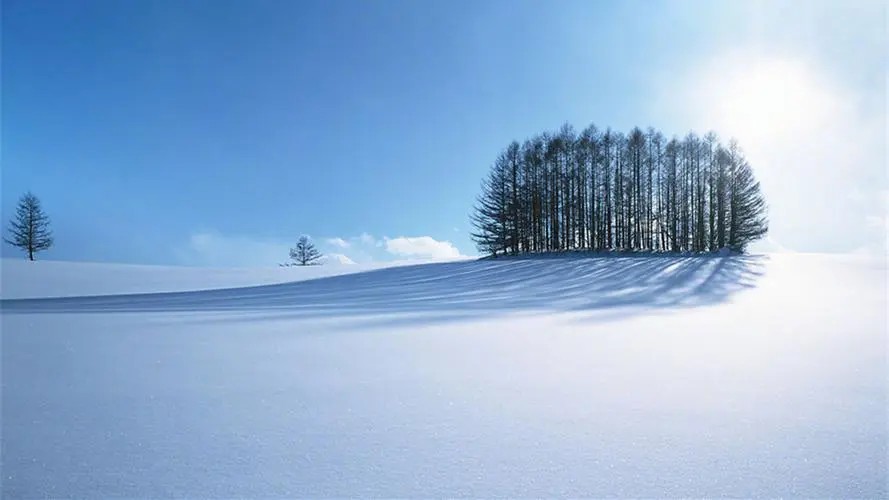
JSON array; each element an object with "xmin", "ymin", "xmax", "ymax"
[{"xmin": 2, "ymin": 0, "xmax": 885, "ymax": 265}]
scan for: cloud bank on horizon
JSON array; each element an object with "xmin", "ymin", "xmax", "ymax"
[{"xmin": 176, "ymin": 230, "xmax": 470, "ymax": 267}]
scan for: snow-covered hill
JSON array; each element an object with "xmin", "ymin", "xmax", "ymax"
[
  {"xmin": 1, "ymin": 253, "xmax": 886, "ymax": 497},
  {"xmin": 0, "ymin": 258, "xmax": 418, "ymax": 299}
]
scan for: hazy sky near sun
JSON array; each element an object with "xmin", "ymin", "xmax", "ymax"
[{"xmin": 2, "ymin": 0, "xmax": 885, "ymax": 265}]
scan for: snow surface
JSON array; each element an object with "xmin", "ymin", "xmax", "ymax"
[
  {"xmin": 1, "ymin": 253, "xmax": 886, "ymax": 497},
  {"xmin": 0, "ymin": 258, "xmax": 420, "ymax": 299}
]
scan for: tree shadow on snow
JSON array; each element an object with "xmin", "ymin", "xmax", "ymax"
[{"xmin": 0, "ymin": 255, "xmax": 766, "ymax": 326}]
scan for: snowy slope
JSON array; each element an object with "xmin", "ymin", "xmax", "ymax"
[
  {"xmin": 0, "ymin": 258, "xmax": 422, "ymax": 299},
  {"xmin": 1, "ymin": 253, "xmax": 886, "ymax": 497}
]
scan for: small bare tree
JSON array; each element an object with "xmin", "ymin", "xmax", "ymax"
[
  {"xmin": 5, "ymin": 192, "xmax": 53, "ymax": 261},
  {"xmin": 289, "ymin": 235, "xmax": 323, "ymax": 266}
]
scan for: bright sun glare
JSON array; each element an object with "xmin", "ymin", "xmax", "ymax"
[{"xmin": 703, "ymin": 58, "xmax": 836, "ymax": 149}]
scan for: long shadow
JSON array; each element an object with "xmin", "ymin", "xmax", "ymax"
[{"xmin": 0, "ymin": 255, "xmax": 767, "ymax": 325}]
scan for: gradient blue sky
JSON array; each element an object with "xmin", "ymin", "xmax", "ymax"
[{"xmin": 3, "ymin": 0, "xmax": 885, "ymax": 266}]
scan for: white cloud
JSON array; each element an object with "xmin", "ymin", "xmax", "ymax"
[
  {"xmin": 320, "ymin": 253, "xmax": 356, "ymax": 265},
  {"xmin": 326, "ymin": 237, "xmax": 350, "ymax": 248},
  {"xmin": 358, "ymin": 232, "xmax": 377, "ymax": 245},
  {"xmin": 384, "ymin": 236, "xmax": 464, "ymax": 260},
  {"xmin": 319, "ymin": 233, "xmax": 378, "ymax": 263},
  {"xmin": 178, "ymin": 231, "xmax": 469, "ymax": 267}
]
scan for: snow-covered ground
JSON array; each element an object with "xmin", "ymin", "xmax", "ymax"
[
  {"xmin": 1, "ymin": 253, "xmax": 886, "ymax": 497},
  {"xmin": 0, "ymin": 258, "xmax": 423, "ymax": 299}
]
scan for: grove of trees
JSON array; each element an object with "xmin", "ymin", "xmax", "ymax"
[
  {"xmin": 5, "ymin": 191, "xmax": 54, "ymax": 261},
  {"xmin": 471, "ymin": 123, "xmax": 768, "ymax": 256}
]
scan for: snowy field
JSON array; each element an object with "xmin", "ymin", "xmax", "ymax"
[
  {"xmin": 0, "ymin": 258, "xmax": 420, "ymax": 299},
  {"xmin": 1, "ymin": 253, "xmax": 886, "ymax": 497}
]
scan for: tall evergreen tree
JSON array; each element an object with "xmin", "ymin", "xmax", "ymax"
[
  {"xmin": 727, "ymin": 159, "xmax": 769, "ymax": 251},
  {"xmin": 5, "ymin": 192, "xmax": 53, "ymax": 261},
  {"xmin": 470, "ymin": 157, "xmax": 510, "ymax": 256}
]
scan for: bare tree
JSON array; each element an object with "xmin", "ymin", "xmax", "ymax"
[
  {"xmin": 289, "ymin": 235, "xmax": 323, "ymax": 265},
  {"xmin": 5, "ymin": 192, "xmax": 53, "ymax": 261}
]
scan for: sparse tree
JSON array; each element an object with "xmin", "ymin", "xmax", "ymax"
[
  {"xmin": 5, "ymin": 192, "xmax": 53, "ymax": 261},
  {"xmin": 289, "ymin": 235, "xmax": 323, "ymax": 266}
]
